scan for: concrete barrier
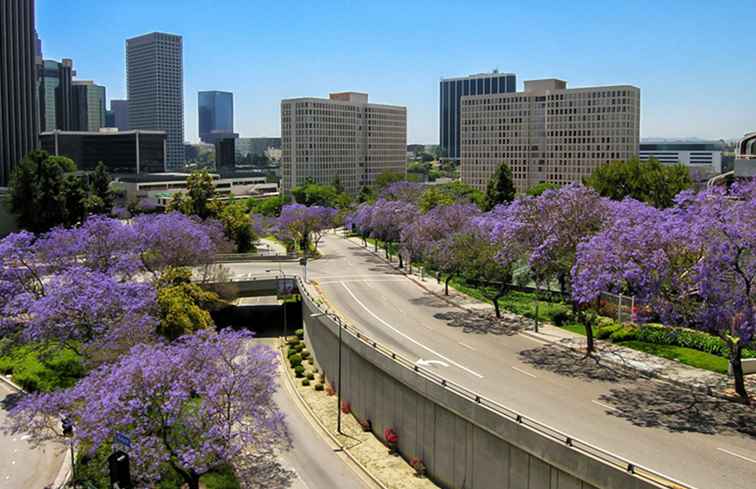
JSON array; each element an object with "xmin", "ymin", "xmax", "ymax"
[
  {"xmin": 729, "ymin": 358, "xmax": 756, "ymax": 376},
  {"xmin": 298, "ymin": 277, "xmax": 690, "ymax": 489}
]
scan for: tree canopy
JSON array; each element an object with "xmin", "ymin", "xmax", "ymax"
[{"xmin": 483, "ymin": 162, "xmax": 516, "ymax": 211}]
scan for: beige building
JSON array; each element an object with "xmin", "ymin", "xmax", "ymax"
[
  {"xmin": 281, "ymin": 92, "xmax": 407, "ymax": 195},
  {"xmin": 460, "ymin": 79, "xmax": 640, "ymax": 192}
]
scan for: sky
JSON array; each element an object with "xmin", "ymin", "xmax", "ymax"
[{"xmin": 37, "ymin": 0, "xmax": 756, "ymax": 144}]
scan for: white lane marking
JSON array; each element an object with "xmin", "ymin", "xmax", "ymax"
[
  {"xmin": 717, "ymin": 448, "xmax": 756, "ymax": 464},
  {"xmin": 416, "ymin": 359, "xmax": 449, "ymax": 368},
  {"xmin": 511, "ymin": 366, "xmax": 537, "ymax": 378},
  {"xmin": 459, "ymin": 342, "xmax": 476, "ymax": 351},
  {"xmin": 592, "ymin": 400, "xmax": 619, "ymax": 412},
  {"xmin": 340, "ymin": 282, "xmax": 484, "ymax": 379}
]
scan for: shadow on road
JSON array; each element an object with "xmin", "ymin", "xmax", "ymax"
[
  {"xmin": 518, "ymin": 345, "xmax": 639, "ymax": 383},
  {"xmin": 599, "ymin": 384, "xmax": 756, "ymax": 437},
  {"xmin": 432, "ymin": 310, "xmax": 525, "ymax": 336}
]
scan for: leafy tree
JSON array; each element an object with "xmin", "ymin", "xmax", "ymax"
[
  {"xmin": 357, "ymin": 185, "xmax": 374, "ymax": 204},
  {"xmin": 274, "ymin": 204, "xmax": 336, "ymax": 254},
  {"xmin": 186, "ymin": 170, "xmax": 218, "ymax": 219},
  {"xmin": 8, "ymin": 330, "xmax": 289, "ymax": 489},
  {"xmin": 155, "ymin": 267, "xmax": 220, "ymax": 341},
  {"xmin": 166, "ymin": 191, "xmax": 193, "ymax": 215},
  {"xmin": 375, "ymin": 170, "xmax": 405, "ymax": 190},
  {"xmin": 291, "ymin": 182, "xmax": 350, "ymax": 208},
  {"xmin": 247, "ymin": 195, "xmax": 284, "ymax": 217},
  {"xmin": 89, "ymin": 162, "xmax": 114, "ymax": 213},
  {"xmin": 584, "ymin": 157, "xmax": 693, "ymax": 208},
  {"xmin": 61, "ymin": 174, "xmax": 89, "ymax": 227},
  {"xmin": 418, "ymin": 181, "xmax": 484, "ymax": 212},
  {"xmin": 219, "ymin": 200, "xmax": 255, "ymax": 252},
  {"xmin": 526, "ymin": 182, "xmax": 559, "ymax": 197},
  {"xmin": 484, "ymin": 162, "xmax": 516, "ymax": 211},
  {"xmin": 333, "ymin": 176, "xmax": 345, "ymax": 194},
  {"xmin": 364, "ymin": 199, "xmax": 419, "ymax": 266}
]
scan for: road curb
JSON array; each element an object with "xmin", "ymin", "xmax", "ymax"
[
  {"xmin": 0, "ymin": 373, "xmax": 23, "ymax": 392},
  {"xmin": 277, "ymin": 341, "xmax": 388, "ymax": 489}
]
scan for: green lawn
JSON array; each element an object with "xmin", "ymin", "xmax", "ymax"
[
  {"xmin": 0, "ymin": 342, "xmax": 84, "ymax": 392},
  {"xmin": 619, "ymin": 340, "xmax": 730, "ymax": 374}
]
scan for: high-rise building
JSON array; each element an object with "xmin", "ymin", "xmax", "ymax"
[
  {"xmin": 198, "ymin": 91, "xmax": 233, "ymax": 143},
  {"xmin": 110, "ymin": 99, "xmax": 128, "ymax": 131},
  {"xmin": 440, "ymin": 71, "xmax": 516, "ymax": 161},
  {"xmin": 1, "ymin": 0, "xmax": 39, "ymax": 186},
  {"xmin": 126, "ymin": 32, "xmax": 184, "ymax": 170},
  {"xmin": 72, "ymin": 80, "xmax": 106, "ymax": 132},
  {"xmin": 38, "ymin": 58, "xmax": 75, "ymax": 132},
  {"xmin": 281, "ymin": 92, "xmax": 406, "ymax": 195},
  {"xmin": 460, "ymin": 79, "xmax": 640, "ymax": 193}
]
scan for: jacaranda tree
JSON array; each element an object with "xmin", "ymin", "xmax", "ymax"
[{"xmin": 275, "ymin": 204, "xmax": 336, "ymax": 254}]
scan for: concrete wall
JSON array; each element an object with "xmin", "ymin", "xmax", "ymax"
[{"xmin": 300, "ymin": 284, "xmax": 666, "ymax": 489}]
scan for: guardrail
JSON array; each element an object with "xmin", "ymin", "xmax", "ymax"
[{"xmin": 296, "ymin": 276, "xmax": 697, "ymax": 489}]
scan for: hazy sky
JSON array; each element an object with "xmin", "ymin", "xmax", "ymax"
[{"xmin": 38, "ymin": 0, "xmax": 756, "ymax": 144}]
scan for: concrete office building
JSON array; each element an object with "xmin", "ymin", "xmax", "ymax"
[
  {"xmin": 38, "ymin": 58, "xmax": 75, "ymax": 132},
  {"xmin": 236, "ymin": 137, "xmax": 281, "ymax": 159},
  {"xmin": 198, "ymin": 91, "xmax": 234, "ymax": 143},
  {"xmin": 126, "ymin": 32, "xmax": 184, "ymax": 170},
  {"xmin": 40, "ymin": 129, "xmax": 166, "ymax": 174},
  {"xmin": 110, "ymin": 99, "xmax": 128, "ymax": 131},
  {"xmin": 1, "ymin": 0, "xmax": 39, "ymax": 186},
  {"xmin": 640, "ymin": 141, "xmax": 723, "ymax": 175},
  {"xmin": 281, "ymin": 92, "xmax": 406, "ymax": 195},
  {"xmin": 440, "ymin": 71, "xmax": 516, "ymax": 161},
  {"xmin": 72, "ymin": 80, "xmax": 106, "ymax": 132},
  {"xmin": 460, "ymin": 79, "xmax": 640, "ymax": 193}
]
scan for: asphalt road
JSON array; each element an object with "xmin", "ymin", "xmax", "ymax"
[
  {"xmin": 0, "ymin": 381, "xmax": 65, "ymax": 489},
  {"xmin": 226, "ymin": 232, "xmax": 756, "ymax": 489}
]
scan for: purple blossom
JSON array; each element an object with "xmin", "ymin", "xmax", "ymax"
[{"xmin": 274, "ymin": 204, "xmax": 336, "ymax": 252}]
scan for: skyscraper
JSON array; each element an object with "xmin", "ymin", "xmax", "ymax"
[
  {"xmin": 126, "ymin": 32, "xmax": 184, "ymax": 170},
  {"xmin": 460, "ymin": 79, "xmax": 640, "ymax": 192},
  {"xmin": 198, "ymin": 91, "xmax": 234, "ymax": 143},
  {"xmin": 1, "ymin": 0, "xmax": 39, "ymax": 186},
  {"xmin": 110, "ymin": 99, "xmax": 128, "ymax": 131},
  {"xmin": 440, "ymin": 71, "xmax": 516, "ymax": 161},
  {"xmin": 72, "ymin": 81, "xmax": 106, "ymax": 132},
  {"xmin": 281, "ymin": 92, "xmax": 406, "ymax": 195},
  {"xmin": 38, "ymin": 59, "xmax": 75, "ymax": 132}
]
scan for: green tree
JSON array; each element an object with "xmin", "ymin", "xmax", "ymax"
[
  {"xmin": 526, "ymin": 182, "xmax": 560, "ymax": 197},
  {"xmin": 166, "ymin": 191, "xmax": 192, "ymax": 215},
  {"xmin": 155, "ymin": 267, "xmax": 220, "ymax": 341},
  {"xmin": 61, "ymin": 174, "xmax": 90, "ymax": 227},
  {"xmin": 417, "ymin": 181, "xmax": 484, "ymax": 212},
  {"xmin": 333, "ymin": 176, "xmax": 345, "ymax": 194},
  {"xmin": 584, "ymin": 157, "xmax": 693, "ymax": 208},
  {"xmin": 375, "ymin": 170, "xmax": 405, "ymax": 190},
  {"xmin": 219, "ymin": 200, "xmax": 255, "ymax": 252},
  {"xmin": 247, "ymin": 195, "xmax": 284, "ymax": 217},
  {"xmin": 89, "ymin": 162, "xmax": 114, "ymax": 214},
  {"xmin": 358, "ymin": 185, "xmax": 374, "ymax": 204},
  {"xmin": 291, "ymin": 182, "xmax": 351, "ymax": 208},
  {"xmin": 186, "ymin": 170, "xmax": 218, "ymax": 219},
  {"xmin": 484, "ymin": 162, "xmax": 516, "ymax": 211}
]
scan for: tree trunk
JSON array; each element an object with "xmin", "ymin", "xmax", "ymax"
[
  {"xmin": 444, "ymin": 275, "xmax": 452, "ymax": 296},
  {"xmin": 728, "ymin": 341, "xmax": 751, "ymax": 404},
  {"xmin": 492, "ymin": 286, "xmax": 507, "ymax": 319},
  {"xmin": 385, "ymin": 243, "xmax": 390, "ymax": 259},
  {"xmin": 398, "ymin": 254, "xmax": 404, "ymax": 269},
  {"xmin": 558, "ymin": 272, "xmax": 568, "ymax": 299},
  {"xmin": 374, "ymin": 240, "xmax": 378, "ymax": 252},
  {"xmin": 584, "ymin": 308, "xmax": 595, "ymax": 356},
  {"xmin": 187, "ymin": 474, "xmax": 201, "ymax": 489}
]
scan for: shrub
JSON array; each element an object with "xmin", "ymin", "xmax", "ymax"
[
  {"xmin": 359, "ymin": 418, "xmax": 372, "ymax": 432},
  {"xmin": 289, "ymin": 354, "xmax": 302, "ymax": 368},
  {"xmin": 595, "ymin": 316, "xmax": 616, "ymax": 329},
  {"xmin": 287, "ymin": 347, "xmax": 298, "ymax": 358},
  {"xmin": 314, "ymin": 383, "xmax": 324, "ymax": 391},
  {"xmin": 294, "ymin": 365, "xmax": 305, "ymax": 378},
  {"xmin": 294, "ymin": 343, "xmax": 305, "ymax": 353},
  {"xmin": 384, "ymin": 428, "xmax": 399, "ymax": 454},
  {"xmin": 313, "ymin": 367, "xmax": 319, "ymax": 373},
  {"xmin": 341, "ymin": 400, "xmax": 351, "ymax": 414},
  {"xmin": 552, "ymin": 310, "xmax": 571, "ymax": 327},
  {"xmin": 306, "ymin": 372, "xmax": 315, "ymax": 380},
  {"xmin": 287, "ymin": 337, "xmax": 300, "ymax": 346},
  {"xmin": 295, "ymin": 328, "xmax": 305, "ymax": 340},
  {"xmin": 596, "ymin": 322, "xmax": 622, "ymax": 340},
  {"xmin": 301, "ymin": 350, "xmax": 311, "ymax": 359},
  {"xmin": 301, "ymin": 379, "xmax": 310, "ymax": 386},
  {"xmin": 609, "ymin": 325, "xmax": 637, "ymax": 342},
  {"xmin": 410, "ymin": 457, "xmax": 427, "ymax": 477}
]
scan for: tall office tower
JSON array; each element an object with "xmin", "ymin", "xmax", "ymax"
[
  {"xmin": 72, "ymin": 81, "xmax": 106, "ymax": 132},
  {"xmin": 198, "ymin": 91, "xmax": 233, "ymax": 143},
  {"xmin": 39, "ymin": 59, "xmax": 75, "ymax": 131},
  {"xmin": 281, "ymin": 92, "xmax": 406, "ymax": 195},
  {"xmin": 440, "ymin": 71, "xmax": 516, "ymax": 161},
  {"xmin": 1, "ymin": 0, "xmax": 39, "ymax": 186},
  {"xmin": 126, "ymin": 32, "xmax": 184, "ymax": 169},
  {"xmin": 110, "ymin": 99, "xmax": 128, "ymax": 131},
  {"xmin": 460, "ymin": 79, "xmax": 640, "ymax": 193}
]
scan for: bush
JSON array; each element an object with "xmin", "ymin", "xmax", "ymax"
[
  {"xmin": 287, "ymin": 337, "xmax": 300, "ymax": 346},
  {"xmin": 314, "ymin": 383, "xmax": 324, "ymax": 391},
  {"xmin": 596, "ymin": 322, "xmax": 623, "ymax": 340},
  {"xmin": 0, "ymin": 343, "xmax": 84, "ymax": 393},
  {"xmin": 634, "ymin": 324, "xmax": 756, "ymax": 358},
  {"xmin": 287, "ymin": 347, "xmax": 298, "ymax": 358},
  {"xmin": 306, "ymin": 372, "xmax": 315, "ymax": 380},
  {"xmin": 294, "ymin": 343, "xmax": 305, "ymax": 353},
  {"xmin": 609, "ymin": 325, "xmax": 637, "ymax": 342},
  {"xmin": 552, "ymin": 310, "xmax": 571, "ymax": 327},
  {"xmin": 301, "ymin": 379, "xmax": 310, "ymax": 386},
  {"xmin": 295, "ymin": 328, "xmax": 304, "ymax": 340},
  {"xmin": 301, "ymin": 350, "xmax": 311, "ymax": 359},
  {"xmin": 294, "ymin": 365, "xmax": 305, "ymax": 378},
  {"xmin": 595, "ymin": 316, "xmax": 616, "ymax": 329},
  {"xmin": 289, "ymin": 354, "xmax": 302, "ymax": 368}
]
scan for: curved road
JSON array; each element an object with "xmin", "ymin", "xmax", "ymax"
[{"xmin": 228, "ymin": 233, "xmax": 756, "ymax": 489}]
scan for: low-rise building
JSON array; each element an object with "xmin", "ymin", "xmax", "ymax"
[
  {"xmin": 639, "ymin": 141, "xmax": 723, "ymax": 175},
  {"xmin": 40, "ymin": 129, "xmax": 166, "ymax": 174}
]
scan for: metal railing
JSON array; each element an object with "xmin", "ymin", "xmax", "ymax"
[{"xmin": 296, "ymin": 276, "xmax": 697, "ymax": 489}]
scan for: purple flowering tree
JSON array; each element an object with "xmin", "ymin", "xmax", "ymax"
[
  {"xmin": 346, "ymin": 203, "xmax": 376, "ymax": 249},
  {"xmin": 8, "ymin": 330, "xmax": 289, "ymax": 489},
  {"xmin": 378, "ymin": 181, "xmax": 425, "ymax": 203},
  {"xmin": 275, "ymin": 204, "xmax": 336, "ymax": 255},
  {"xmin": 366, "ymin": 199, "xmax": 419, "ymax": 266}
]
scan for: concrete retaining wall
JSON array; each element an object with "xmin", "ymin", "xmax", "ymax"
[{"xmin": 300, "ymin": 283, "xmax": 667, "ymax": 489}]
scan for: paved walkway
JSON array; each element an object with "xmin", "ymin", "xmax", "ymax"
[{"xmin": 346, "ymin": 236, "xmax": 756, "ymax": 399}]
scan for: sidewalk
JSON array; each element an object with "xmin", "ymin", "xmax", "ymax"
[{"xmin": 343, "ymin": 236, "xmax": 756, "ymax": 399}]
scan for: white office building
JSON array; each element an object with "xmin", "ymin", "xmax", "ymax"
[{"xmin": 639, "ymin": 142, "xmax": 723, "ymax": 175}]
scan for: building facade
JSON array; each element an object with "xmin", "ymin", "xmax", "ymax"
[
  {"xmin": 281, "ymin": 92, "xmax": 406, "ymax": 195},
  {"xmin": 198, "ymin": 91, "xmax": 234, "ymax": 143},
  {"xmin": 40, "ymin": 129, "xmax": 166, "ymax": 174},
  {"xmin": 110, "ymin": 99, "xmax": 128, "ymax": 131},
  {"xmin": 640, "ymin": 142, "xmax": 723, "ymax": 175},
  {"xmin": 126, "ymin": 32, "xmax": 184, "ymax": 170},
  {"xmin": 72, "ymin": 80, "xmax": 106, "ymax": 132},
  {"xmin": 1, "ymin": 0, "xmax": 39, "ymax": 186},
  {"xmin": 440, "ymin": 71, "xmax": 516, "ymax": 161},
  {"xmin": 38, "ymin": 58, "xmax": 75, "ymax": 132},
  {"xmin": 460, "ymin": 79, "xmax": 640, "ymax": 193},
  {"xmin": 236, "ymin": 137, "xmax": 281, "ymax": 158}
]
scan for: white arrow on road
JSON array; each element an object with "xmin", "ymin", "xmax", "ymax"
[{"xmin": 415, "ymin": 359, "xmax": 449, "ymax": 368}]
